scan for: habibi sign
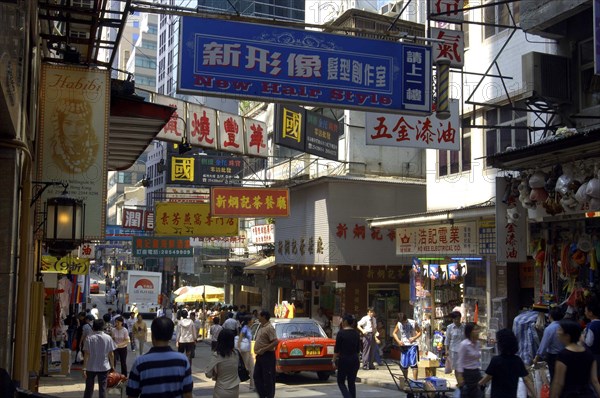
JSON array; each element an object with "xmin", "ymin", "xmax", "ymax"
[{"xmin": 38, "ymin": 64, "xmax": 109, "ymax": 239}]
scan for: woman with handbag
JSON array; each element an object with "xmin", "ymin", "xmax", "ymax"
[
  {"xmin": 236, "ymin": 316, "xmax": 255, "ymax": 391},
  {"xmin": 205, "ymin": 328, "xmax": 241, "ymax": 398}
]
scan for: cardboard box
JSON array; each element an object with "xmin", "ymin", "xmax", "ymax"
[
  {"xmin": 45, "ymin": 348, "xmax": 71, "ymax": 376},
  {"xmin": 426, "ymin": 376, "xmax": 447, "ymax": 390},
  {"xmin": 418, "ymin": 359, "xmax": 440, "ymax": 368}
]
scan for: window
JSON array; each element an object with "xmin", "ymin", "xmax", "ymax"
[
  {"xmin": 483, "ymin": 1, "xmax": 520, "ymax": 39},
  {"xmin": 147, "ymin": 24, "xmax": 158, "ymax": 35},
  {"xmin": 438, "ymin": 117, "xmax": 471, "ymax": 176},
  {"xmin": 133, "ymin": 20, "xmax": 139, "ymax": 28},
  {"xmin": 135, "ymin": 57, "xmax": 156, "ymax": 69},
  {"xmin": 484, "ymin": 101, "xmax": 528, "ymax": 167},
  {"xmin": 141, "ymin": 40, "xmax": 157, "ymax": 50},
  {"xmin": 579, "ymin": 38, "xmax": 600, "ymax": 110}
]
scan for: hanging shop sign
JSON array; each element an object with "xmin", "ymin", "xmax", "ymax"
[
  {"xmin": 365, "ymin": 99, "xmax": 460, "ymax": 150},
  {"xmin": 274, "ymin": 104, "xmax": 341, "ymax": 160},
  {"xmin": 252, "ymin": 224, "xmax": 275, "ymax": 244},
  {"xmin": 166, "ymin": 154, "xmax": 243, "ymax": 186},
  {"xmin": 431, "ymin": 28, "xmax": 464, "ymax": 68},
  {"xmin": 187, "ymin": 103, "xmax": 218, "ymax": 149},
  {"xmin": 165, "ymin": 187, "xmax": 210, "ymax": 203},
  {"xmin": 154, "ymin": 202, "xmax": 239, "ymax": 237},
  {"xmin": 211, "ymin": 187, "xmax": 290, "ymax": 217},
  {"xmin": 38, "ymin": 64, "xmax": 109, "ymax": 240},
  {"xmin": 122, "ymin": 208, "xmax": 153, "ymax": 231},
  {"xmin": 41, "ymin": 255, "xmax": 90, "ymax": 275},
  {"xmin": 78, "ymin": 243, "xmax": 95, "ymax": 259},
  {"xmin": 495, "ymin": 177, "xmax": 527, "ymax": 262},
  {"xmin": 132, "ymin": 236, "xmax": 193, "ymax": 257},
  {"xmin": 396, "ymin": 222, "xmax": 478, "ymax": 255},
  {"xmin": 155, "ymin": 95, "xmax": 186, "ymax": 142},
  {"xmin": 429, "ymin": 0, "xmax": 464, "ymax": 23},
  {"xmin": 178, "ymin": 17, "xmax": 432, "ymax": 114}
]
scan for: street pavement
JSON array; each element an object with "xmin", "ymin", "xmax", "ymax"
[{"xmin": 36, "ymin": 276, "xmax": 458, "ymax": 397}]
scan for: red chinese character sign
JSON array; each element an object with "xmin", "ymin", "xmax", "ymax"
[
  {"xmin": 211, "ymin": 187, "xmax": 290, "ymax": 217},
  {"xmin": 429, "ymin": 0, "xmax": 464, "ymax": 23},
  {"xmin": 396, "ymin": 222, "xmax": 478, "ymax": 255},
  {"xmin": 431, "ymin": 28, "xmax": 464, "ymax": 68},
  {"xmin": 188, "ymin": 103, "xmax": 217, "ymax": 149},
  {"xmin": 217, "ymin": 112, "xmax": 245, "ymax": 154},
  {"xmin": 365, "ymin": 99, "xmax": 460, "ymax": 150},
  {"xmin": 251, "ymin": 224, "xmax": 275, "ymax": 244},
  {"xmin": 244, "ymin": 119, "xmax": 268, "ymax": 158},
  {"xmin": 155, "ymin": 95, "xmax": 186, "ymax": 142}
]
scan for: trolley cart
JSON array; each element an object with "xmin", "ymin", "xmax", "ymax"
[{"xmin": 382, "ymin": 358, "xmax": 453, "ymax": 398}]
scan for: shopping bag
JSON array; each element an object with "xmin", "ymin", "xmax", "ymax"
[
  {"xmin": 445, "ymin": 358, "xmax": 453, "ymax": 374},
  {"xmin": 76, "ymin": 351, "xmax": 84, "ymax": 363},
  {"xmin": 236, "ymin": 349, "xmax": 250, "ymax": 382},
  {"xmin": 453, "ymin": 387, "xmax": 461, "ymax": 398}
]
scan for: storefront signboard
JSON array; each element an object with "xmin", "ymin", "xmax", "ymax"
[
  {"xmin": 166, "ymin": 154, "xmax": 243, "ymax": 186},
  {"xmin": 41, "ymin": 255, "xmax": 89, "ymax": 275},
  {"xmin": 211, "ymin": 187, "xmax": 290, "ymax": 217},
  {"xmin": 179, "ymin": 17, "xmax": 432, "ymax": 114},
  {"xmin": 132, "ymin": 236, "xmax": 193, "ymax": 257},
  {"xmin": 154, "ymin": 202, "xmax": 239, "ymax": 237},
  {"xmin": 429, "ymin": 0, "xmax": 464, "ymax": 23},
  {"xmin": 252, "ymin": 224, "xmax": 275, "ymax": 244},
  {"xmin": 365, "ymin": 99, "xmax": 460, "ymax": 150},
  {"xmin": 396, "ymin": 222, "xmax": 478, "ymax": 255}
]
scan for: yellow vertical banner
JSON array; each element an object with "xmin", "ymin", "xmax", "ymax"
[{"xmin": 154, "ymin": 202, "xmax": 239, "ymax": 237}]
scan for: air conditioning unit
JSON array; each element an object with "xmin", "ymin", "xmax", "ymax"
[
  {"xmin": 522, "ymin": 52, "xmax": 570, "ymax": 103},
  {"xmin": 380, "ymin": 1, "xmax": 403, "ymax": 17}
]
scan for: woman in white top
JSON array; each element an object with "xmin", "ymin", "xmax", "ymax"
[
  {"xmin": 237, "ymin": 316, "xmax": 255, "ymax": 391},
  {"xmin": 111, "ymin": 316, "xmax": 130, "ymax": 376},
  {"xmin": 206, "ymin": 328, "xmax": 240, "ymax": 398},
  {"xmin": 132, "ymin": 314, "xmax": 147, "ymax": 355}
]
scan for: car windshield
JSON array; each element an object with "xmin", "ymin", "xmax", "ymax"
[
  {"xmin": 91, "ymin": 280, "xmax": 98, "ymax": 284},
  {"xmin": 275, "ymin": 322, "xmax": 326, "ymax": 339}
]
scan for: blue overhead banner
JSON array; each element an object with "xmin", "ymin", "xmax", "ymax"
[{"xmin": 178, "ymin": 17, "xmax": 432, "ymax": 115}]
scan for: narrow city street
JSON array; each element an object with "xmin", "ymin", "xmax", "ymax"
[{"xmin": 37, "ymin": 280, "xmax": 409, "ymax": 397}]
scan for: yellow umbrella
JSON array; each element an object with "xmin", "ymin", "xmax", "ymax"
[
  {"xmin": 174, "ymin": 285, "xmax": 225, "ymax": 303},
  {"xmin": 174, "ymin": 286, "xmax": 192, "ymax": 295}
]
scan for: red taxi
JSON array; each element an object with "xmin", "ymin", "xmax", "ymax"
[
  {"xmin": 90, "ymin": 279, "xmax": 100, "ymax": 294},
  {"xmin": 252, "ymin": 317, "xmax": 336, "ymax": 381}
]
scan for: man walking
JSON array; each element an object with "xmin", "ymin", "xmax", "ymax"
[
  {"xmin": 393, "ymin": 312, "xmax": 422, "ymax": 380},
  {"xmin": 253, "ymin": 310, "xmax": 278, "ymax": 398},
  {"xmin": 357, "ymin": 307, "xmax": 377, "ymax": 370},
  {"xmin": 82, "ymin": 319, "xmax": 117, "ymax": 398},
  {"xmin": 126, "ymin": 317, "xmax": 193, "ymax": 398},
  {"xmin": 533, "ymin": 306, "xmax": 564, "ymax": 379}
]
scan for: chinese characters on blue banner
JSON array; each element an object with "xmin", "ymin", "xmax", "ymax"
[{"xmin": 179, "ymin": 17, "xmax": 432, "ymax": 114}]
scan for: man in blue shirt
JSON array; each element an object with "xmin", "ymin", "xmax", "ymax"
[
  {"xmin": 533, "ymin": 306, "xmax": 564, "ymax": 379},
  {"xmin": 583, "ymin": 299, "xmax": 600, "ymax": 379},
  {"xmin": 126, "ymin": 317, "xmax": 193, "ymax": 398}
]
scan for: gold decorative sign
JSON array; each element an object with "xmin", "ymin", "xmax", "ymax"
[
  {"xmin": 41, "ymin": 255, "xmax": 90, "ymax": 275},
  {"xmin": 38, "ymin": 64, "xmax": 109, "ymax": 239}
]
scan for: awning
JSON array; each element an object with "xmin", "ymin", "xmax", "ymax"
[
  {"xmin": 108, "ymin": 95, "xmax": 176, "ymax": 171},
  {"xmin": 368, "ymin": 205, "xmax": 495, "ymax": 229},
  {"xmin": 485, "ymin": 128, "xmax": 600, "ymax": 171},
  {"xmin": 244, "ymin": 256, "xmax": 276, "ymax": 273}
]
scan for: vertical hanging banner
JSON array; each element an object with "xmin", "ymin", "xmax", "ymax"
[
  {"xmin": 274, "ymin": 104, "xmax": 306, "ymax": 152},
  {"xmin": 38, "ymin": 64, "xmax": 109, "ymax": 239},
  {"xmin": 244, "ymin": 118, "xmax": 268, "ymax": 158},
  {"xmin": 495, "ymin": 177, "xmax": 527, "ymax": 262},
  {"xmin": 429, "ymin": 0, "xmax": 464, "ymax": 23},
  {"xmin": 187, "ymin": 103, "xmax": 218, "ymax": 149},
  {"xmin": 155, "ymin": 95, "xmax": 186, "ymax": 142},
  {"xmin": 217, "ymin": 111, "xmax": 245, "ymax": 154},
  {"xmin": 178, "ymin": 17, "xmax": 432, "ymax": 115},
  {"xmin": 431, "ymin": 28, "xmax": 464, "ymax": 68}
]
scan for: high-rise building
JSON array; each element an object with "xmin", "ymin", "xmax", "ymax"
[{"xmin": 197, "ymin": 0, "xmax": 305, "ymax": 21}]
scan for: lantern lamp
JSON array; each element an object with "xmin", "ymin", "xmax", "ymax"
[{"xmin": 45, "ymin": 195, "xmax": 85, "ymax": 256}]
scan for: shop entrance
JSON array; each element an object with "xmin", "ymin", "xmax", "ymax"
[{"xmin": 368, "ymin": 283, "xmax": 400, "ymax": 346}]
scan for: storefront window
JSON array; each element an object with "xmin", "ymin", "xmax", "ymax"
[{"xmin": 367, "ymin": 283, "xmax": 400, "ymax": 342}]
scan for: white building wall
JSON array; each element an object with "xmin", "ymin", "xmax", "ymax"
[{"xmin": 427, "ymin": 7, "xmax": 557, "ymax": 212}]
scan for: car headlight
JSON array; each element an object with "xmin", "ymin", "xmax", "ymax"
[{"xmin": 327, "ymin": 346, "xmax": 334, "ymax": 355}]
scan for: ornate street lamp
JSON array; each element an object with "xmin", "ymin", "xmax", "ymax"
[{"xmin": 44, "ymin": 194, "xmax": 85, "ymax": 256}]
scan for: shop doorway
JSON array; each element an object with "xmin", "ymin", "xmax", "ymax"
[{"xmin": 368, "ymin": 283, "xmax": 400, "ymax": 347}]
